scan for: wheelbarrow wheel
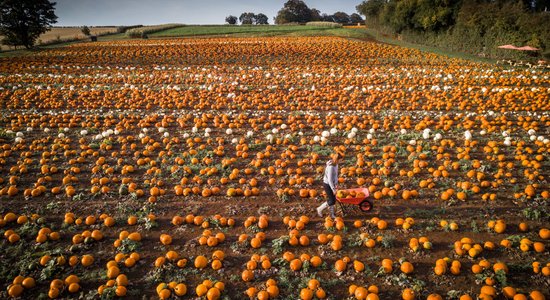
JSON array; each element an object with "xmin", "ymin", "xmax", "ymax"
[{"xmin": 359, "ymin": 199, "xmax": 373, "ymax": 212}]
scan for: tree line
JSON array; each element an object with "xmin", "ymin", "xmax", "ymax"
[
  {"xmin": 226, "ymin": 0, "xmax": 363, "ymax": 25},
  {"xmin": 274, "ymin": 0, "xmax": 363, "ymax": 24},
  {"xmin": 225, "ymin": 13, "xmax": 269, "ymax": 25},
  {"xmin": 356, "ymin": 0, "xmax": 550, "ymax": 58}
]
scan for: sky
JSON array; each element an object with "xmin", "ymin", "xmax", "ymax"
[{"xmin": 54, "ymin": 0, "xmax": 363, "ymax": 26}]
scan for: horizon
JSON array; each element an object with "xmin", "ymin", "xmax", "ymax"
[{"xmin": 54, "ymin": 0, "xmax": 363, "ymax": 27}]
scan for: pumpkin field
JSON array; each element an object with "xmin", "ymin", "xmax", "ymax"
[{"xmin": 0, "ymin": 36, "xmax": 549, "ymax": 300}]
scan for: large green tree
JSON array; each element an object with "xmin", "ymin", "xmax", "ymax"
[
  {"xmin": 310, "ymin": 8, "xmax": 322, "ymax": 21},
  {"xmin": 0, "ymin": 0, "xmax": 58, "ymax": 49},
  {"xmin": 332, "ymin": 12, "xmax": 351, "ymax": 24},
  {"xmin": 254, "ymin": 13, "xmax": 269, "ymax": 25},
  {"xmin": 350, "ymin": 13, "xmax": 364, "ymax": 24},
  {"xmin": 239, "ymin": 12, "xmax": 255, "ymax": 25},
  {"xmin": 274, "ymin": 0, "xmax": 312, "ymax": 24},
  {"xmin": 225, "ymin": 15, "xmax": 238, "ymax": 25},
  {"xmin": 356, "ymin": 0, "xmax": 386, "ymax": 21}
]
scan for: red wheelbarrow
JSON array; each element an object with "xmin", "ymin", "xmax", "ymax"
[{"xmin": 335, "ymin": 188, "xmax": 373, "ymax": 216}]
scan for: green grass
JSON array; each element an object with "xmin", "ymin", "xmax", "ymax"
[
  {"xmin": 149, "ymin": 25, "xmax": 346, "ymax": 37},
  {"xmin": 284, "ymin": 28, "xmax": 374, "ymax": 39}
]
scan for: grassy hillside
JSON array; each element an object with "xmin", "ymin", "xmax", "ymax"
[{"xmin": 149, "ymin": 25, "xmax": 341, "ymax": 37}]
